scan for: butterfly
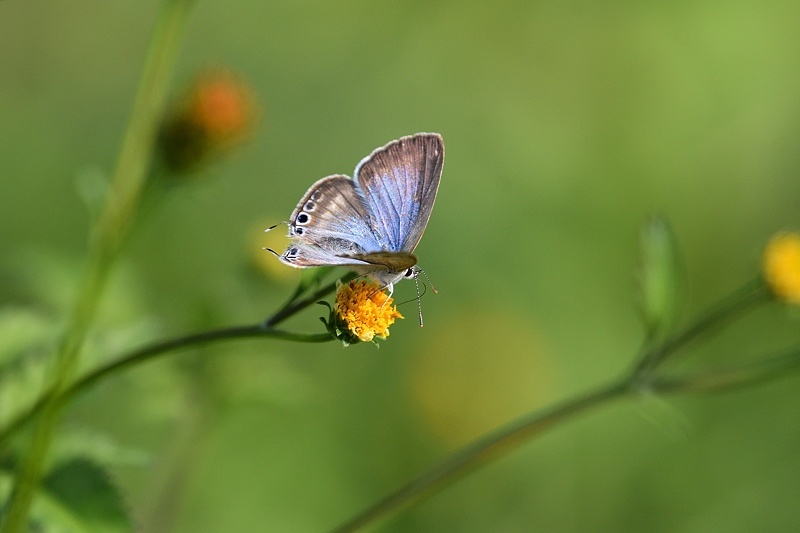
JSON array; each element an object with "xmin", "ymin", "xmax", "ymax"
[{"xmin": 276, "ymin": 132, "xmax": 444, "ymax": 298}]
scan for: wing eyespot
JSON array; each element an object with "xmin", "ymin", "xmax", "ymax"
[
  {"xmin": 304, "ymin": 201, "xmax": 316, "ymax": 211},
  {"xmin": 296, "ymin": 213, "xmax": 310, "ymax": 225}
]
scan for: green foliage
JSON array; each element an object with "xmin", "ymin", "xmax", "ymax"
[
  {"xmin": 0, "ymin": 307, "xmax": 56, "ymax": 433},
  {"xmin": 40, "ymin": 459, "xmax": 130, "ymax": 533},
  {"xmin": 0, "ymin": 308, "xmax": 57, "ymax": 373},
  {"xmin": 0, "ymin": 460, "xmax": 131, "ymax": 533},
  {"xmin": 1, "ymin": 425, "xmax": 141, "ymax": 533},
  {"xmin": 2, "ymin": 0, "xmax": 800, "ymax": 532}
]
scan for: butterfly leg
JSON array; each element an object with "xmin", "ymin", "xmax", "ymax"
[{"xmin": 376, "ymin": 282, "xmax": 393, "ymax": 312}]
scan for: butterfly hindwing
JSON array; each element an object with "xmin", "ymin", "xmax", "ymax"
[
  {"xmin": 354, "ymin": 133, "xmax": 444, "ymax": 253},
  {"xmin": 280, "ymin": 174, "xmax": 380, "ymax": 267},
  {"xmin": 281, "ymin": 242, "xmax": 373, "ymax": 268}
]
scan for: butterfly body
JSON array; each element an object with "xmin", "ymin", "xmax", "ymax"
[{"xmin": 279, "ymin": 133, "xmax": 443, "ymax": 293}]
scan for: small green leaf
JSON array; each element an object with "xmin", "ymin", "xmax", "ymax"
[
  {"xmin": 0, "ymin": 459, "xmax": 132, "ymax": 533},
  {"xmin": 637, "ymin": 215, "xmax": 685, "ymax": 339},
  {"xmin": 317, "ymin": 300, "xmax": 356, "ymax": 347},
  {"xmin": 40, "ymin": 458, "xmax": 132, "ymax": 533},
  {"xmin": 0, "ymin": 307, "xmax": 57, "ymax": 371}
]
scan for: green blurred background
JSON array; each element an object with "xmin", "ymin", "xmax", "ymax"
[{"xmin": 2, "ymin": 0, "xmax": 800, "ymax": 531}]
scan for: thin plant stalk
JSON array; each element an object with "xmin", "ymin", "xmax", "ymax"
[
  {"xmin": 0, "ymin": 0, "xmax": 194, "ymax": 530},
  {"xmin": 329, "ymin": 279, "xmax": 779, "ymax": 532},
  {"xmin": 329, "ymin": 379, "xmax": 630, "ymax": 533},
  {"xmin": 0, "ymin": 274, "xmax": 345, "ymax": 444}
]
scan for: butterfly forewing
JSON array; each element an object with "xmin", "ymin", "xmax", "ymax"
[{"xmin": 354, "ymin": 133, "xmax": 444, "ymax": 253}]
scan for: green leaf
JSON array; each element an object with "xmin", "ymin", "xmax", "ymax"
[
  {"xmin": 40, "ymin": 458, "xmax": 132, "ymax": 533},
  {"xmin": 0, "ymin": 459, "xmax": 132, "ymax": 533},
  {"xmin": 0, "ymin": 346, "xmax": 51, "ymax": 433},
  {"xmin": 0, "ymin": 307, "xmax": 57, "ymax": 372},
  {"xmin": 637, "ymin": 215, "xmax": 685, "ymax": 339}
]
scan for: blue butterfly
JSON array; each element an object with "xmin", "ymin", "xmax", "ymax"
[{"xmin": 278, "ymin": 133, "xmax": 444, "ymax": 296}]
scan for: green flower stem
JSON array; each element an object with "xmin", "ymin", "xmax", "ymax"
[
  {"xmin": 0, "ymin": 1, "xmax": 194, "ymax": 531},
  {"xmin": 633, "ymin": 277, "xmax": 769, "ymax": 376},
  {"xmin": 265, "ymin": 271, "xmax": 357, "ymax": 327},
  {"xmin": 330, "ymin": 379, "xmax": 631, "ymax": 533},
  {"xmin": 650, "ymin": 344, "xmax": 800, "ymax": 394},
  {"xmin": 329, "ymin": 278, "xmax": 779, "ymax": 533}
]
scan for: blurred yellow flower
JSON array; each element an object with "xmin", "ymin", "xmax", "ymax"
[
  {"xmin": 408, "ymin": 312, "xmax": 552, "ymax": 446},
  {"xmin": 335, "ymin": 279, "xmax": 403, "ymax": 343},
  {"xmin": 763, "ymin": 232, "xmax": 800, "ymax": 305},
  {"xmin": 248, "ymin": 219, "xmax": 295, "ymax": 282},
  {"xmin": 159, "ymin": 69, "xmax": 257, "ymax": 172}
]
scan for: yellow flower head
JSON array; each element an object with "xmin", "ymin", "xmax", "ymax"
[
  {"xmin": 334, "ymin": 279, "xmax": 403, "ymax": 343},
  {"xmin": 763, "ymin": 232, "xmax": 800, "ymax": 305}
]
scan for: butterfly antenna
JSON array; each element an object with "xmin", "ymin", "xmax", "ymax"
[
  {"xmin": 413, "ymin": 270, "xmax": 424, "ymax": 327},
  {"xmin": 418, "ymin": 267, "xmax": 438, "ymax": 294},
  {"xmin": 263, "ymin": 222, "xmax": 287, "ymax": 258}
]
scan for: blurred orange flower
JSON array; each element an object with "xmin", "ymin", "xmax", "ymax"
[{"xmin": 159, "ymin": 69, "xmax": 257, "ymax": 172}]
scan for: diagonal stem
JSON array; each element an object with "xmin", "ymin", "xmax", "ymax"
[
  {"xmin": 633, "ymin": 278, "xmax": 768, "ymax": 375},
  {"xmin": 329, "ymin": 379, "xmax": 630, "ymax": 533}
]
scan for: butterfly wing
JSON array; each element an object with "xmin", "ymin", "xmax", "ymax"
[
  {"xmin": 281, "ymin": 242, "xmax": 374, "ymax": 268},
  {"xmin": 353, "ymin": 133, "xmax": 444, "ymax": 253},
  {"xmin": 279, "ymin": 174, "xmax": 382, "ymax": 268}
]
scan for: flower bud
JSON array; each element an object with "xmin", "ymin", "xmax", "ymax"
[{"xmin": 158, "ymin": 69, "xmax": 256, "ymax": 173}]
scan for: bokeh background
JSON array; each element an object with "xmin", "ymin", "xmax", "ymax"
[{"xmin": 2, "ymin": 1, "xmax": 800, "ymax": 531}]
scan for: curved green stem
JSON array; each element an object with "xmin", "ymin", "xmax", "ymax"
[
  {"xmin": 0, "ymin": 325, "xmax": 332, "ymax": 445},
  {"xmin": 0, "ymin": 266, "xmax": 344, "ymax": 444}
]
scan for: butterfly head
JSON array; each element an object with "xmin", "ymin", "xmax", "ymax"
[{"xmin": 345, "ymin": 251, "xmax": 418, "ymax": 288}]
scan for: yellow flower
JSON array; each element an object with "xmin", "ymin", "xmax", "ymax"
[
  {"xmin": 763, "ymin": 232, "xmax": 800, "ymax": 304},
  {"xmin": 334, "ymin": 279, "xmax": 403, "ymax": 343}
]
